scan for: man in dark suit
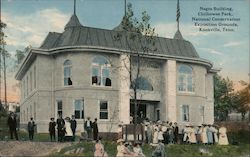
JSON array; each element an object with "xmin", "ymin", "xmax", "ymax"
[
  {"xmin": 28, "ymin": 117, "xmax": 36, "ymax": 140},
  {"xmin": 49, "ymin": 117, "xmax": 56, "ymax": 141},
  {"xmin": 7, "ymin": 112, "xmax": 18, "ymax": 140},
  {"xmin": 70, "ymin": 115, "xmax": 77, "ymax": 141},
  {"xmin": 92, "ymin": 118, "xmax": 99, "ymax": 140},
  {"xmin": 56, "ymin": 114, "xmax": 65, "ymax": 142},
  {"xmin": 84, "ymin": 117, "xmax": 92, "ymax": 139}
]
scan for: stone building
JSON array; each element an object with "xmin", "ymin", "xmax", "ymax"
[{"xmin": 15, "ymin": 4, "xmax": 217, "ymax": 133}]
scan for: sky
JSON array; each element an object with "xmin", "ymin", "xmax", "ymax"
[{"xmin": 1, "ymin": 0, "xmax": 249, "ymax": 102}]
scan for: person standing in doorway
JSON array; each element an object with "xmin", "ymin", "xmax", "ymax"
[
  {"xmin": 92, "ymin": 118, "xmax": 99, "ymax": 141},
  {"xmin": 28, "ymin": 117, "xmax": 36, "ymax": 140},
  {"xmin": 7, "ymin": 112, "xmax": 18, "ymax": 140},
  {"xmin": 70, "ymin": 115, "xmax": 77, "ymax": 141},
  {"xmin": 56, "ymin": 113, "xmax": 65, "ymax": 142},
  {"xmin": 49, "ymin": 118, "xmax": 56, "ymax": 141},
  {"xmin": 84, "ymin": 117, "xmax": 93, "ymax": 140}
]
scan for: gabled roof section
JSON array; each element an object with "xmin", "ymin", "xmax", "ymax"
[
  {"xmin": 64, "ymin": 14, "xmax": 83, "ymax": 30},
  {"xmin": 40, "ymin": 32, "xmax": 61, "ymax": 49}
]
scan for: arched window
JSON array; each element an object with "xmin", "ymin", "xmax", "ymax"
[
  {"xmin": 92, "ymin": 56, "xmax": 111, "ymax": 86},
  {"xmin": 178, "ymin": 65, "xmax": 194, "ymax": 92},
  {"xmin": 131, "ymin": 77, "xmax": 153, "ymax": 91},
  {"xmin": 63, "ymin": 60, "xmax": 72, "ymax": 86}
]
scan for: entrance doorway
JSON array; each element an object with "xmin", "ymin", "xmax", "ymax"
[{"xmin": 130, "ymin": 103, "xmax": 146, "ymax": 123}]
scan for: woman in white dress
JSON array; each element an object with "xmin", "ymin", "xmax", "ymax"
[
  {"xmin": 218, "ymin": 126, "xmax": 229, "ymax": 145},
  {"xmin": 157, "ymin": 128, "xmax": 164, "ymax": 143},
  {"xmin": 201, "ymin": 125, "xmax": 208, "ymax": 144},
  {"xmin": 64, "ymin": 117, "xmax": 73, "ymax": 141},
  {"xmin": 152, "ymin": 128, "xmax": 159, "ymax": 144},
  {"xmin": 133, "ymin": 143, "xmax": 145, "ymax": 157},
  {"xmin": 189, "ymin": 126, "xmax": 197, "ymax": 144}
]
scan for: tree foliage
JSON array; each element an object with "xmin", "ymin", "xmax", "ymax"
[
  {"xmin": 15, "ymin": 46, "xmax": 31, "ymax": 65},
  {"xmin": 214, "ymin": 74, "xmax": 234, "ymax": 121},
  {"xmin": 233, "ymin": 81, "xmax": 250, "ymax": 120}
]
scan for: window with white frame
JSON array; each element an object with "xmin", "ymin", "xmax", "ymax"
[
  {"xmin": 63, "ymin": 60, "xmax": 73, "ymax": 86},
  {"xmin": 92, "ymin": 56, "xmax": 111, "ymax": 86},
  {"xmin": 74, "ymin": 99, "xmax": 84, "ymax": 119},
  {"xmin": 178, "ymin": 65, "xmax": 194, "ymax": 92},
  {"xmin": 57, "ymin": 100, "xmax": 63, "ymax": 116},
  {"xmin": 99, "ymin": 100, "xmax": 108, "ymax": 119},
  {"xmin": 182, "ymin": 105, "xmax": 189, "ymax": 122}
]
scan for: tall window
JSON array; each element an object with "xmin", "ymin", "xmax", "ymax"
[
  {"xmin": 99, "ymin": 101, "xmax": 108, "ymax": 119},
  {"xmin": 34, "ymin": 102, "xmax": 36, "ymax": 120},
  {"xmin": 27, "ymin": 76, "xmax": 29, "ymax": 95},
  {"xmin": 27, "ymin": 108, "xmax": 29, "ymax": 121},
  {"xmin": 57, "ymin": 100, "xmax": 63, "ymax": 116},
  {"xmin": 182, "ymin": 105, "xmax": 189, "ymax": 122},
  {"xmin": 74, "ymin": 99, "xmax": 84, "ymax": 119},
  {"xmin": 34, "ymin": 66, "xmax": 36, "ymax": 89},
  {"xmin": 30, "ymin": 105, "xmax": 32, "ymax": 118},
  {"xmin": 23, "ymin": 111, "xmax": 25, "ymax": 122},
  {"xmin": 200, "ymin": 106, "xmax": 205, "ymax": 123},
  {"xmin": 64, "ymin": 60, "xmax": 72, "ymax": 86},
  {"xmin": 23, "ymin": 80, "xmax": 26, "ymax": 98},
  {"xmin": 30, "ymin": 71, "xmax": 32, "ymax": 91},
  {"xmin": 92, "ymin": 56, "xmax": 111, "ymax": 86},
  {"xmin": 131, "ymin": 77, "xmax": 153, "ymax": 91},
  {"xmin": 178, "ymin": 65, "xmax": 194, "ymax": 92}
]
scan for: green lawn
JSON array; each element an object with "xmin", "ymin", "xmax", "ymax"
[
  {"xmin": 51, "ymin": 131, "xmax": 250, "ymax": 157},
  {"xmin": 50, "ymin": 141, "xmax": 250, "ymax": 157},
  {"xmin": 0, "ymin": 118, "xmax": 249, "ymax": 157}
]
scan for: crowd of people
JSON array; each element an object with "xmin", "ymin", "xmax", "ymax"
[
  {"xmin": 135, "ymin": 120, "xmax": 229, "ymax": 146},
  {"xmin": 6, "ymin": 112, "xmax": 229, "ymax": 156}
]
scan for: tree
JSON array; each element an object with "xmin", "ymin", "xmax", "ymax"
[
  {"xmin": 233, "ymin": 81, "xmax": 250, "ymax": 120},
  {"xmin": 0, "ymin": 20, "xmax": 8, "ymax": 117},
  {"xmin": 115, "ymin": 3, "xmax": 157, "ymax": 141},
  {"xmin": 15, "ymin": 46, "xmax": 30, "ymax": 65},
  {"xmin": 214, "ymin": 74, "xmax": 234, "ymax": 121}
]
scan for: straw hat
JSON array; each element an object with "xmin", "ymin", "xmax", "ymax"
[{"xmin": 117, "ymin": 139, "xmax": 124, "ymax": 143}]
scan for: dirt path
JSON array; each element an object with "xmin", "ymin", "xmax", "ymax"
[{"xmin": 0, "ymin": 141, "xmax": 71, "ymax": 156}]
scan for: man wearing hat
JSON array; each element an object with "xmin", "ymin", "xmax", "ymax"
[
  {"xmin": 84, "ymin": 117, "xmax": 93, "ymax": 139},
  {"xmin": 70, "ymin": 115, "xmax": 77, "ymax": 141},
  {"xmin": 56, "ymin": 113, "xmax": 65, "ymax": 142},
  {"xmin": 49, "ymin": 117, "xmax": 56, "ymax": 141}
]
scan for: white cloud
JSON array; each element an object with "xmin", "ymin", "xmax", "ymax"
[
  {"xmin": 3, "ymin": 8, "xmax": 70, "ymax": 48},
  {"xmin": 153, "ymin": 22, "xmax": 215, "ymax": 39},
  {"xmin": 199, "ymin": 48, "xmax": 224, "ymax": 55},
  {"xmin": 223, "ymin": 41, "xmax": 243, "ymax": 47}
]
